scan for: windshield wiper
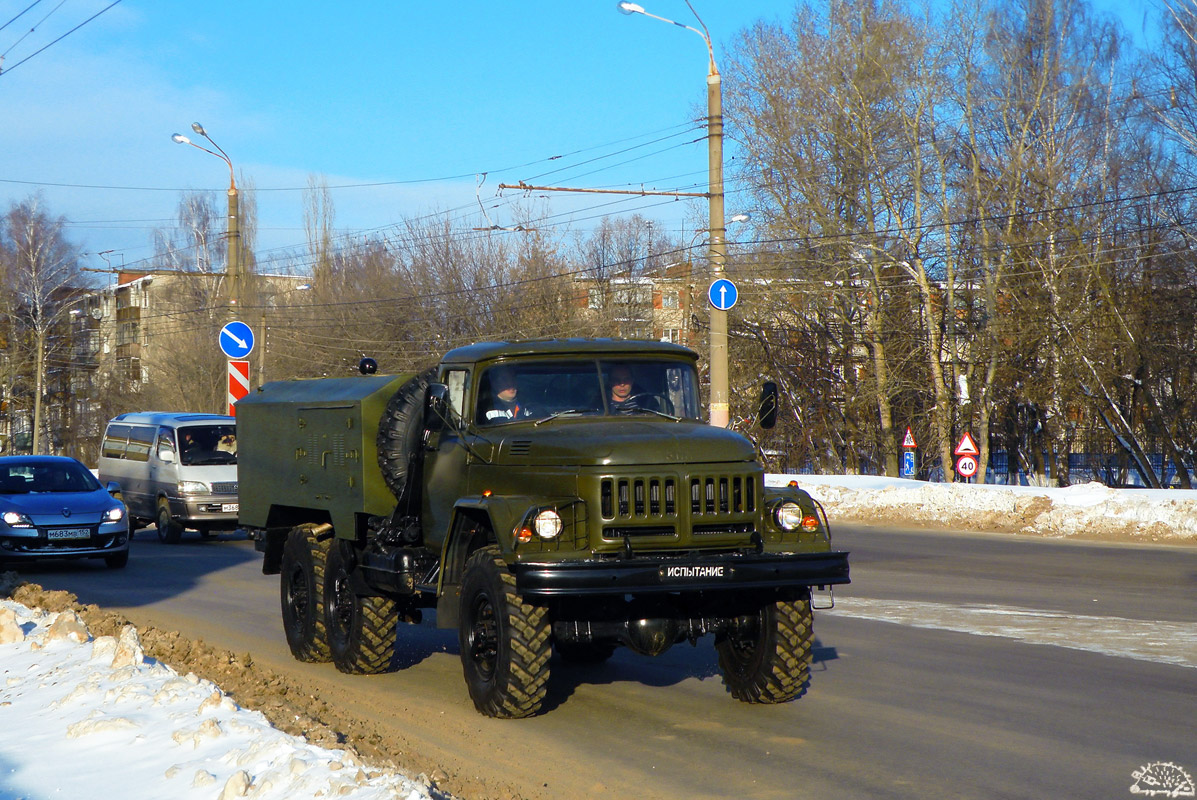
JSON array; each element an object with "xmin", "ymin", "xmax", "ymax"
[
  {"xmin": 619, "ymin": 407, "xmax": 682, "ymax": 421},
  {"xmin": 533, "ymin": 409, "xmax": 597, "ymax": 426}
]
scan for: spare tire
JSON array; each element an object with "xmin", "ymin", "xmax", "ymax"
[{"xmin": 377, "ymin": 369, "xmax": 436, "ymax": 500}]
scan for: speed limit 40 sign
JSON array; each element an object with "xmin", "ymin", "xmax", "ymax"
[{"xmin": 956, "ymin": 454, "xmax": 978, "ymax": 478}]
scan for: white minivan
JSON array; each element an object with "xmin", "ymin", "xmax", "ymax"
[{"xmin": 97, "ymin": 412, "xmax": 238, "ymax": 543}]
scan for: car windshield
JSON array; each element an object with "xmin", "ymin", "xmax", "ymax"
[
  {"xmin": 0, "ymin": 462, "xmax": 102, "ymax": 494},
  {"xmin": 476, "ymin": 359, "xmax": 701, "ymax": 424},
  {"xmin": 178, "ymin": 425, "xmax": 237, "ymax": 465}
]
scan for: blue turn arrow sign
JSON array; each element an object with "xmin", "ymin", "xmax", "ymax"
[
  {"xmin": 219, "ymin": 321, "xmax": 255, "ymax": 359},
  {"xmin": 708, "ymin": 278, "xmax": 739, "ymax": 311}
]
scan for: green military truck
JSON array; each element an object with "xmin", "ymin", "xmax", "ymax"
[{"xmin": 238, "ymin": 339, "xmax": 849, "ymax": 718}]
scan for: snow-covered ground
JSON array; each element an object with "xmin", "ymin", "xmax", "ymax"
[
  {"xmin": 779, "ymin": 474, "xmax": 1197, "ymax": 545},
  {"xmin": 1, "ymin": 476, "xmax": 1194, "ymax": 799}
]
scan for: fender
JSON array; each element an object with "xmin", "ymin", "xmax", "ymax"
[{"xmin": 434, "ymin": 493, "xmax": 581, "ymax": 628}]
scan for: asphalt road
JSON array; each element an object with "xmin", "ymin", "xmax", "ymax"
[{"xmin": 15, "ymin": 524, "xmax": 1197, "ymax": 800}]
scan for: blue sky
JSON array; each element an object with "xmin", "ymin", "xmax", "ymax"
[{"xmin": 0, "ymin": 0, "xmax": 1157, "ymax": 277}]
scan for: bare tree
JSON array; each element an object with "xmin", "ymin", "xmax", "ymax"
[{"xmin": 0, "ymin": 195, "xmax": 83, "ymax": 453}]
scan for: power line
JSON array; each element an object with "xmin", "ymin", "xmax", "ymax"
[{"xmin": 0, "ymin": 0, "xmax": 122, "ymax": 76}]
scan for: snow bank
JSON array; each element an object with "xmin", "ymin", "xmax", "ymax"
[
  {"xmin": 0, "ymin": 600, "xmax": 433, "ymax": 800},
  {"xmin": 770, "ymin": 475, "xmax": 1197, "ymax": 544}
]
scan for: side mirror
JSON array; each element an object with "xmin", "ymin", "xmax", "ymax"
[
  {"xmin": 425, "ymin": 383, "xmax": 450, "ymax": 433},
  {"xmin": 105, "ymin": 481, "xmax": 123, "ymax": 499},
  {"xmin": 758, "ymin": 381, "xmax": 779, "ymax": 429},
  {"xmin": 157, "ymin": 447, "xmax": 175, "ymax": 463}
]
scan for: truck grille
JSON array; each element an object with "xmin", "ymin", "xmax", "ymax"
[
  {"xmin": 210, "ymin": 482, "xmax": 238, "ymax": 494},
  {"xmin": 599, "ymin": 472, "xmax": 757, "ymax": 541}
]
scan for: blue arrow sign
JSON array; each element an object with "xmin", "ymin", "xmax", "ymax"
[
  {"xmin": 708, "ymin": 278, "xmax": 739, "ymax": 311},
  {"xmin": 219, "ymin": 321, "xmax": 255, "ymax": 359}
]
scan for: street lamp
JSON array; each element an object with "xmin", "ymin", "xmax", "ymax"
[
  {"xmin": 618, "ymin": 1, "xmax": 729, "ymax": 428},
  {"xmin": 172, "ymin": 122, "xmax": 243, "ymax": 309}
]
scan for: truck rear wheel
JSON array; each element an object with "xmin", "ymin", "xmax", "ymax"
[
  {"xmin": 377, "ymin": 369, "xmax": 436, "ymax": 500},
  {"xmin": 324, "ymin": 541, "xmax": 398, "ymax": 674},
  {"xmin": 280, "ymin": 525, "xmax": 331, "ymax": 663},
  {"xmin": 716, "ymin": 595, "xmax": 813, "ymax": 704},
  {"xmin": 459, "ymin": 545, "xmax": 551, "ymax": 719}
]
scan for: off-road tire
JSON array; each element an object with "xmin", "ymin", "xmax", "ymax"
[
  {"xmin": 377, "ymin": 369, "xmax": 437, "ymax": 500},
  {"xmin": 324, "ymin": 541, "xmax": 398, "ymax": 674},
  {"xmin": 280, "ymin": 525, "xmax": 332, "ymax": 662},
  {"xmin": 554, "ymin": 640, "xmax": 617, "ymax": 664},
  {"xmin": 156, "ymin": 498, "xmax": 183, "ymax": 544},
  {"xmin": 716, "ymin": 594, "xmax": 813, "ymax": 704},
  {"xmin": 459, "ymin": 545, "xmax": 551, "ymax": 718}
]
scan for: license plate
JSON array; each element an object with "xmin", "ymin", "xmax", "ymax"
[
  {"xmin": 47, "ymin": 527, "xmax": 91, "ymax": 540},
  {"xmin": 221, "ymin": 503, "xmax": 239, "ymax": 513},
  {"xmin": 659, "ymin": 564, "xmax": 730, "ymax": 580}
]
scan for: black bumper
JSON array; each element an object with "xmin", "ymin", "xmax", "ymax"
[{"xmin": 512, "ymin": 550, "xmax": 850, "ymax": 597}]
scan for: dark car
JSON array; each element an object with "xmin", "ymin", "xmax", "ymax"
[{"xmin": 0, "ymin": 455, "xmax": 130, "ymax": 569}]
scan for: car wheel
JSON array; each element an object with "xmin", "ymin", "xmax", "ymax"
[
  {"xmin": 156, "ymin": 499, "xmax": 183, "ymax": 544},
  {"xmin": 459, "ymin": 545, "xmax": 551, "ymax": 718}
]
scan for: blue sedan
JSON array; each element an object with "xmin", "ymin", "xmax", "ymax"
[{"xmin": 0, "ymin": 456, "xmax": 130, "ymax": 569}]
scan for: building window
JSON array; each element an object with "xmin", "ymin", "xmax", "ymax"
[
  {"xmin": 588, "ymin": 288, "xmax": 603, "ymax": 310},
  {"xmin": 661, "ymin": 328, "xmax": 682, "ymax": 344},
  {"xmin": 661, "ymin": 292, "xmax": 680, "ymax": 309}
]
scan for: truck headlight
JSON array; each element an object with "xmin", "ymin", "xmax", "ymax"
[
  {"xmin": 532, "ymin": 509, "xmax": 563, "ymax": 539},
  {"xmin": 179, "ymin": 480, "xmax": 209, "ymax": 494},
  {"xmin": 773, "ymin": 501, "xmax": 804, "ymax": 531}
]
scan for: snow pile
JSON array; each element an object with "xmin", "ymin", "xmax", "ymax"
[
  {"xmin": 771, "ymin": 475, "xmax": 1197, "ymax": 544},
  {"xmin": 0, "ymin": 600, "xmax": 433, "ymax": 800}
]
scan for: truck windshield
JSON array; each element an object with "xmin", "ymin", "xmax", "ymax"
[
  {"xmin": 178, "ymin": 425, "xmax": 237, "ymax": 465},
  {"xmin": 477, "ymin": 359, "xmax": 701, "ymax": 423}
]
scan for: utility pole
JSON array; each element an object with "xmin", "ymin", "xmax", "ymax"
[
  {"xmin": 172, "ymin": 122, "xmax": 241, "ymax": 310},
  {"xmin": 616, "ymin": 2, "xmax": 729, "ymax": 427}
]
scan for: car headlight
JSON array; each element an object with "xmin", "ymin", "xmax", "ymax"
[
  {"xmin": 2, "ymin": 511, "xmax": 33, "ymax": 528},
  {"xmin": 773, "ymin": 501, "xmax": 804, "ymax": 531},
  {"xmin": 179, "ymin": 480, "xmax": 210, "ymax": 494},
  {"xmin": 105, "ymin": 506, "xmax": 125, "ymax": 523}
]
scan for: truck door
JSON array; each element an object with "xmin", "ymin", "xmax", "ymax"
[{"xmin": 420, "ymin": 368, "xmax": 471, "ymax": 546}]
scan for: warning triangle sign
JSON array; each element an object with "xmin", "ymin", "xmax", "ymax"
[
  {"xmin": 954, "ymin": 431, "xmax": 979, "ymax": 456},
  {"xmin": 902, "ymin": 427, "xmax": 917, "ymax": 448}
]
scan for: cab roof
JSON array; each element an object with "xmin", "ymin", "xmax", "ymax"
[{"xmin": 441, "ymin": 338, "xmax": 697, "ymax": 365}]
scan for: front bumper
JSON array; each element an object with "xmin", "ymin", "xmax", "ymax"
[
  {"xmin": 169, "ymin": 495, "xmax": 239, "ymax": 526},
  {"xmin": 512, "ymin": 550, "xmax": 850, "ymax": 597},
  {"xmin": 0, "ymin": 523, "xmax": 130, "ymax": 560}
]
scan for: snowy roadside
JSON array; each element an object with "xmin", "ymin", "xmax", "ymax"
[
  {"xmin": 0, "ymin": 601, "xmax": 437, "ymax": 800},
  {"xmin": 772, "ymin": 474, "xmax": 1197, "ymax": 545}
]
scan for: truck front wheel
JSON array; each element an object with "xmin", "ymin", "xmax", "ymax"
[
  {"xmin": 459, "ymin": 545, "xmax": 551, "ymax": 719},
  {"xmin": 716, "ymin": 595, "xmax": 813, "ymax": 704},
  {"xmin": 324, "ymin": 542, "xmax": 398, "ymax": 674},
  {"xmin": 280, "ymin": 525, "xmax": 331, "ymax": 663}
]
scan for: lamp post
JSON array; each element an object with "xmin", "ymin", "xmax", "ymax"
[
  {"xmin": 172, "ymin": 122, "xmax": 242, "ymax": 310},
  {"xmin": 618, "ymin": 1, "xmax": 728, "ymax": 427}
]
